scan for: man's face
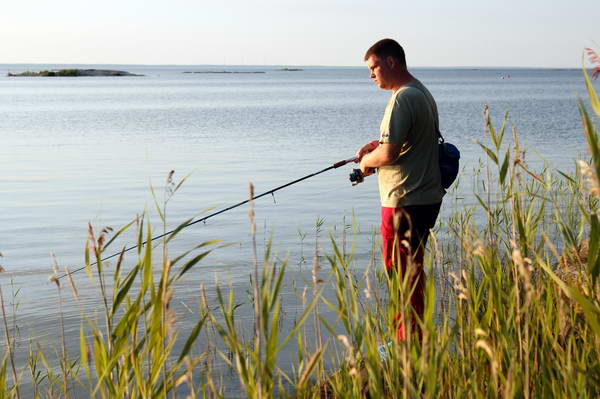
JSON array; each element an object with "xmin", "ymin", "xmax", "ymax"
[{"xmin": 367, "ymin": 55, "xmax": 393, "ymax": 90}]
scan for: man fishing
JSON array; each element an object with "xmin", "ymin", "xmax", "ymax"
[{"xmin": 355, "ymin": 38, "xmax": 445, "ymax": 340}]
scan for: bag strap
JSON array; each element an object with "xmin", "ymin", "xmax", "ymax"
[{"xmin": 411, "ymin": 83, "xmax": 444, "ymax": 143}]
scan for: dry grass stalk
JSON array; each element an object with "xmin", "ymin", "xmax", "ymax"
[
  {"xmin": 64, "ymin": 266, "xmax": 80, "ymax": 301},
  {"xmin": 0, "ymin": 286, "xmax": 21, "ymax": 399}
]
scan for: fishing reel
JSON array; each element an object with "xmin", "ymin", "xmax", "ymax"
[{"xmin": 349, "ymin": 168, "xmax": 364, "ymax": 186}]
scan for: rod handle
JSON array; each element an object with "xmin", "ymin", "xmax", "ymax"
[{"xmin": 332, "ymin": 157, "xmax": 358, "ymax": 169}]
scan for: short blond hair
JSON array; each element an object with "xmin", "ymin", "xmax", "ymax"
[{"xmin": 364, "ymin": 38, "xmax": 406, "ymax": 66}]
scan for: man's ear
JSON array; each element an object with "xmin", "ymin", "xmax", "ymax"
[{"xmin": 386, "ymin": 56, "xmax": 397, "ymax": 69}]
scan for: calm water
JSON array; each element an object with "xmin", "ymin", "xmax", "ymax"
[{"xmin": 0, "ymin": 64, "xmax": 596, "ymax": 394}]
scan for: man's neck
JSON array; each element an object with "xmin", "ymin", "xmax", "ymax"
[{"xmin": 390, "ymin": 71, "xmax": 416, "ymax": 92}]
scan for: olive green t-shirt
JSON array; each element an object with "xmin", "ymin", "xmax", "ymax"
[{"xmin": 377, "ymin": 80, "xmax": 445, "ymax": 207}]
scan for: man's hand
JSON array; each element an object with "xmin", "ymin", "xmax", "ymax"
[
  {"xmin": 355, "ymin": 140, "xmax": 379, "ymax": 161},
  {"xmin": 357, "ymin": 141, "xmax": 401, "ymax": 178},
  {"xmin": 360, "ymin": 159, "xmax": 376, "ymax": 177}
]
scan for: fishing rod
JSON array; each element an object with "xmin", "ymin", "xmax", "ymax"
[{"xmin": 58, "ymin": 156, "xmax": 360, "ymax": 280}]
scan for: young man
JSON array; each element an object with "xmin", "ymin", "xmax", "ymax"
[{"xmin": 356, "ymin": 38, "xmax": 444, "ymax": 340}]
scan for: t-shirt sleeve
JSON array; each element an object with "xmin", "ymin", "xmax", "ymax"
[{"xmin": 380, "ymin": 92, "xmax": 413, "ymax": 145}]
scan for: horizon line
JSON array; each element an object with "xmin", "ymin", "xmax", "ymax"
[{"xmin": 0, "ymin": 63, "xmax": 585, "ymax": 70}]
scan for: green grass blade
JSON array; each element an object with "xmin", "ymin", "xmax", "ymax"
[
  {"xmin": 170, "ymin": 240, "xmax": 222, "ymax": 266},
  {"xmin": 177, "ymin": 313, "xmax": 208, "ymax": 363},
  {"xmin": 499, "ymin": 149, "xmax": 510, "ymax": 186},
  {"xmin": 174, "ymin": 250, "xmax": 212, "ymax": 281},
  {"xmin": 588, "ymin": 214, "xmax": 600, "ymax": 283},
  {"xmin": 165, "ymin": 216, "xmax": 196, "ymax": 244},
  {"xmin": 537, "ymin": 254, "xmax": 600, "ymax": 336},
  {"xmin": 103, "ymin": 219, "xmax": 136, "ymax": 250},
  {"xmin": 583, "ymin": 61, "xmax": 600, "ymax": 117},
  {"xmin": 475, "ymin": 140, "xmax": 498, "ymax": 164},
  {"xmin": 111, "ymin": 265, "xmax": 140, "ymax": 315}
]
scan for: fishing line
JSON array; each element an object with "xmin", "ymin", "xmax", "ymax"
[{"xmin": 58, "ymin": 156, "xmax": 358, "ymax": 280}]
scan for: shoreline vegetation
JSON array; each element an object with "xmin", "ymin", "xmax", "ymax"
[
  {"xmin": 1, "ymin": 63, "xmax": 600, "ymax": 398},
  {"xmin": 6, "ymin": 69, "xmax": 143, "ymax": 77}
]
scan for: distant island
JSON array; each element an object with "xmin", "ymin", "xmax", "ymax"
[
  {"xmin": 7, "ymin": 69, "xmax": 143, "ymax": 77},
  {"xmin": 183, "ymin": 71, "xmax": 266, "ymax": 74},
  {"xmin": 275, "ymin": 68, "xmax": 303, "ymax": 71}
]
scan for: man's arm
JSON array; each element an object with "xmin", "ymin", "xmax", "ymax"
[
  {"xmin": 359, "ymin": 143, "xmax": 402, "ymax": 176},
  {"xmin": 356, "ymin": 140, "xmax": 379, "ymax": 160}
]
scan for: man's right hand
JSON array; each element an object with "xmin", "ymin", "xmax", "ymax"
[
  {"xmin": 355, "ymin": 140, "xmax": 379, "ymax": 161},
  {"xmin": 359, "ymin": 158, "xmax": 376, "ymax": 177}
]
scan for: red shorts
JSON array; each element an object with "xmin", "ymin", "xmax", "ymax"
[{"xmin": 380, "ymin": 203, "xmax": 441, "ymax": 340}]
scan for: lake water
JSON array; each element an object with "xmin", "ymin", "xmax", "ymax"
[{"xmin": 0, "ymin": 64, "xmax": 596, "ymax": 395}]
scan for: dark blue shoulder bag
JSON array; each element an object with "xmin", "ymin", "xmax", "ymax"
[{"xmin": 438, "ymin": 135, "xmax": 460, "ymax": 189}]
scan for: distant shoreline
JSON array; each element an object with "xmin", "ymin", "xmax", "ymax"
[{"xmin": 7, "ymin": 69, "xmax": 143, "ymax": 77}]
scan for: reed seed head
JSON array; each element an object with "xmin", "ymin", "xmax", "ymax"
[
  {"xmin": 48, "ymin": 274, "xmax": 60, "ymax": 287},
  {"xmin": 577, "ymin": 160, "xmax": 600, "ymax": 199},
  {"xmin": 475, "ymin": 328, "xmax": 487, "ymax": 337},
  {"xmin": 65, "ymin": 267, "xmax": 80, "ymax": 301}
]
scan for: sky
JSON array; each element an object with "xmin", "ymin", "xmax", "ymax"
[{"xmin": 2, "ymin": 0, "xmax": 599, "ymax": 67}]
